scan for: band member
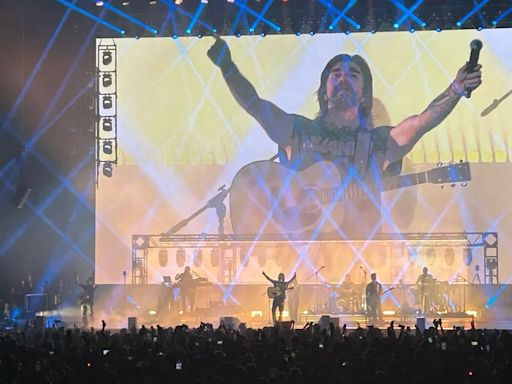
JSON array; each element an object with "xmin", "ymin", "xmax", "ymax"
[
  {"xmin": 365, "ymin": 272, "xmax": 383, "ymax": 323},
  {"xmin": 263, "ymin": 271, "xmax": 296, "ymax": 325},
  {"xmin": 76, "ymin": 272, "xmax": 96, "ymax": 327},
  {"xmin": 175, "ymin": 266, "xmax": 195, "ymax": 313},
  {"xmin": 287, "ymin": 276, "xmax": 300, "ymax": 323},
  {"xmin": 416, "ymin": 266, "xmax": 434, "ymax": 315},
  {"xmin": 339, "ymin": 274, "xmax": 356, "ymax": 313},
  {"xmin": 207, "ymin": 37, "xmax": 482, "ymax": 238}
]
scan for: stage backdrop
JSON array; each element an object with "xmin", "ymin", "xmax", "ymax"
[{"xmin": 95, "ymin": 30, "xmax": 512, "ymax": 293}]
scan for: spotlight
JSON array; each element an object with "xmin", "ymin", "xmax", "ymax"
[
  {"xmin": 102, "ymin": 140, "xmax": 113, "ymax": 155},
  {"xmin": 193, "ymin": 249, "xmax": 203, "ymax": 267},
  {"xmin": 435, "ymin": 27, "xmax": 442, "ymax": 32},
  {"xmin": 158, "ymin": 249, "xmax": 168, "ymax": 267},
  {"xmin": 176, "ymin": 248, "xmax": 186, "ymax": 267},
  {"xmin": 172, "ymin": 34, "xmax": 178, "ymax": 39},
  {"xmin": 409, "ymin": 28, "xmax": 415, "ymax": 33},
  {"xmin": 122, "ymin": 1, "xmax": 130, "ymax": 5},
  {"xmin": 175, "ymin": 0, "xmax": 183, "ymax": 4},
  {"xmin": 210, "ymin": 249, "xmax": 219, "ymax": 267},
  {"xmin": 102, "ymin": 162, "xmax": 113, "ymax": 177},
  {"xmin": 102, "ymin": 50, "xmax": 112, "ymax": 66},
  {"xmin": 102, "ymin": 118, "xmax": 113, "ymax": 132},
  {"xmin": 102, "ymin": 73, "xmax": 113, "ymax": 88},
  {"xmin": 102, "ymin": 95, "xmax": 113, "ymax": 109},
  {"xmin": 95, "ymin": 1, "xmax": 104, "ymax": 6},
  {"xmin": 148, "ymin": 0, "xmax": 157, "ymax": 4}
]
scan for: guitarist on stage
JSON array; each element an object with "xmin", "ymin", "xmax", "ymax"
[
  {"xmin": 207, "ymin": 37, "xmax": 482, "ymax": 238},
  {"xmin": 263, "ymin": 271, "xmax": 296, "ymax": 325},
  {"xmin": 365, "ymin": 273, "xmax": 383, "ymax": 324}
]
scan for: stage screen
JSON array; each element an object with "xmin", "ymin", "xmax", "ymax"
[{"xmin": 95, "ymin": 29, "xmax": 512, "ymax": 288}]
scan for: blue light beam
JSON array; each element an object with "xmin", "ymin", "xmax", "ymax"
[
  {"xmin": 456, "ymin": 0, "xmax": 490, "ymax": 27},
  {"xmin": 92, "ymin": 0, "xmax": 158, "ymax": 35}
]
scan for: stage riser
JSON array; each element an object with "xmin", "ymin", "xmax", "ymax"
[{"xmin": 95, "ymin": 284, "xmax": 512, "ymax": 321}]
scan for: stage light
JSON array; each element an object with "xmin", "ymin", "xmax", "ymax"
[
  {"xmin": 466, "ymin": 310, "xmax": 478, "ymax": 317},
  {"xmin": 175, "ymin": 0, "xmax": 183, "ymax": 4},
  {"xmin": 201, "ymin": 0, "xmax": 208, "ymax": 3},
  {"xmin": 176, "ymin": 248, "xmax": 186, "ymax": 267},
  {"xmin": 158, "ymin": 248, "xmax": 168, "ymax": 267},
  {"xmin": 172, "ymin": 34, "xmax": 178, "ymax": 39},
  {"xmin": 444, "ymin": 248, "xmax": 455, "ymax": 266},
  {"xmin": 409, "ymin": 27, "xmax": 415, "ymax": 33},
  {"xmin": 102, "ymin": 95, "xmax": 113, "ymax": 109},
  {"xmin": 250, "ymin": 310, "xmax": 263, "ymax": 318},
  {"xmin": 483, "ymin": 233, "xmax": 497, "ymax": 246},
  {"xmin": 435, "ymin": 27, "xmax": 442, "ymax": 32},
  {"xmin": 463, "ymin": 248, "xmax": 473, "ymax": 266},
  {"xmin": 210, "ymin": 249, "xmax": 219, "ymax": 267},
  {"xmin": 235, "ymin": 33, "xmax": 241, "ymax": 38},
  {"xmin": 102, "ymin": 118, "xmax": 113, "ymax": 132},
  {"xmin": 102, "ymin": 140, "xmax": 113, "ymax": 155},
  {"xmin": 102, "ymin": 162, "xmax": 113, "ymax": 177},
  {"xmin": 193, "ymin": 249, "xmax": 203, "ymax": 267},
  {"xmin": 382, "ymin": 310, "xmax": 396, "ymax": 316},
  {"xmin": 186, "ymin": 29, "xmax": 191, "ymax": 34},
  {"xmin": 148, "ymin": 310, "xmax": 157, "ymax": 315},
  {"xmin": 96, "ymin": 1, "xmax": 104, "ymax": 6},
  {"xmin": 148, "ymin": 0, "xmax": 157, "ymax": 4},
  {"xmin": 122, "ymin": 1, "xmax": 130, "ymax": 5},
  {"xmin": 102, "ymin": 50, "xmax": 112, "ymax": 65},
  {"xmin": 102, "ymin": 73, "xmax": 113, "ymax": 87}
]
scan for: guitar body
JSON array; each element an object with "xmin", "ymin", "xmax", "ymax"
[
  {"xmin": 229, "ymin": 160, "xmax": 471, "ymax": 238},
  {"xmin": 230, "ymin": 161, "xmax": 346, "ymax": 236},
  {"xmin": 267, "ymin": 286, "xmax": 281, "ymax": 299}
]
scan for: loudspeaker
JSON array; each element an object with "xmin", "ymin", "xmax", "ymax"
[
  {"xmin": 220, "ymin": 316, "xmax": 241, "ymax": 330},
  {"xmin": 416, "ymin": 317, "xmax": 426, "ymax": 333},
  {"xmin": 15, "ymin": 186, "xmax": 32, "ymax": 208},
  {"xmin": 278, "ymin": 320, "xmax": 294, "ymax": 330},
  {"xmin": 318, "ymin": 315, "xmax": 339, "ymax": 331},
  {"xmin": 128, "ymin": 317, "xmax": 137, "ymax": 330}
]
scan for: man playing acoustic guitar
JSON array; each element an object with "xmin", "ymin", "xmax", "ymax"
[
  {"xmin": 207, "ymin": 37, "xmax": 482, "ymax": 239},
  {"xmin": 263, "ymin": 271, "xmax": 296, "ymax": 325}
]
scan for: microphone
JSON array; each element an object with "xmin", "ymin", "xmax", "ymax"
[{"xmin": 466, "ymin": 39, "xmax": 483, "ymax": 98}]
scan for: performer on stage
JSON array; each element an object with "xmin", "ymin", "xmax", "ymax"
[
  {"xmin": 416, "ymin": 266, "xmax": 434, "ymax": 315},
  {"xmin": 175, "ymin": 266, "xmax": 195, "ymax": 314},
  {"xmin": 339, "ymin": 274, "xmax": 356, "ymax": 313},
  {"xmin": 207, "ymin": 37, "xmax": 482, "ymax": 238},
  {"xmin": 262, "ymin": 271, "xmax": 296, "ymax": 325},
  {"xmin": 365, "ymin": 272, "xmax": 383, "ymax": 323},
  {"xmin": 76, "ymin": 272, "xmax": 96, "ymax": 327}
]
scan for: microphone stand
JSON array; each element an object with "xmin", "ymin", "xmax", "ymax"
[
  {"xmin": 308, "ymin": 266, "xmax": 325, "ymax": 314},
  {"xmin": 360, "ymin": 266, "xmax": 367, "ymax": 312},
  {"xmin": 165, "ymin": 185, "xmax": 229, "ymax": 238}
]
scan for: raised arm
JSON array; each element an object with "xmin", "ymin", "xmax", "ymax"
[
  {"xmin": 207, "ymin": 37, "xmax": 294, "ymax": 147},
  {"xmin": 262, "ymin": 271, "xmax": 276, "ymax": 284},
  {"xmin": 286, "ymin": 272, "xmax": 297, "ymax": 284},
  {"xmin": 386, "ymin": 63, "xmax": 482, "ymax": 163}
]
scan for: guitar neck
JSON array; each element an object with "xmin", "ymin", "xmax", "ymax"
[{"xmin": 322, "ymin": 171, "xmax": 429, "ymax": 203}]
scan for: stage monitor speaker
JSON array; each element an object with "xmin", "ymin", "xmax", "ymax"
[
  {"xmin": 128, "ymin": 317, "xmax": 137, "ymax": 330},
  {"xmin": 278, "ymin": 320, "xmax": 294, "ymax": 330},
  {"xmin": 25, "ymin": 294, "xmax": 48, "ymax": 313},
  {"xmin": 319, "ymin": 315, "xmax": 339, "ymax": 331},
  {"xmin": 416, "ymin": 317, "xmax": 426, "ymax": 333},
  {"xmin": 220, "ymin": 316, "xmax": 240, "ymax": 330}
]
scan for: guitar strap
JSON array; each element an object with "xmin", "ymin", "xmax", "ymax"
[{"xmin": 354, "ymin": 130, "xmax": 372, "ymax": 178}]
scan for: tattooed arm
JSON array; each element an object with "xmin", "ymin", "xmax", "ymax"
[{"xmin": 385, "ymin": 63, "xmax": 482, "ymax": 163}]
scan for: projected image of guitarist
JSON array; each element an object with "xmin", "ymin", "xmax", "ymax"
[
  {"xmin": 208, "ymin": 37, "xmax": 482, "ymax": 239},
  {"xmin": 263, "ymin": 271, "xmax": 296, "ymax": 325}
]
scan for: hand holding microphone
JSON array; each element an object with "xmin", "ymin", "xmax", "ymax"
[{"xmin": 452, "ymin": 39, "xmax": 483, "ymax": 98}]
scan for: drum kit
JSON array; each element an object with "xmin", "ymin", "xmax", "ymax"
[{"xmin": 323, "ymin": 284, "xmax": 363, "ymax": 314}]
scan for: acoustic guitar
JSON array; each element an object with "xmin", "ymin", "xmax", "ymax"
[
  {"xmin": 267, "ymin": 286, "xmax": 294, "ymax": 299},
  {"xmin": 229, "ymin": 160, "xmax": 471, "ymax": 236}
]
